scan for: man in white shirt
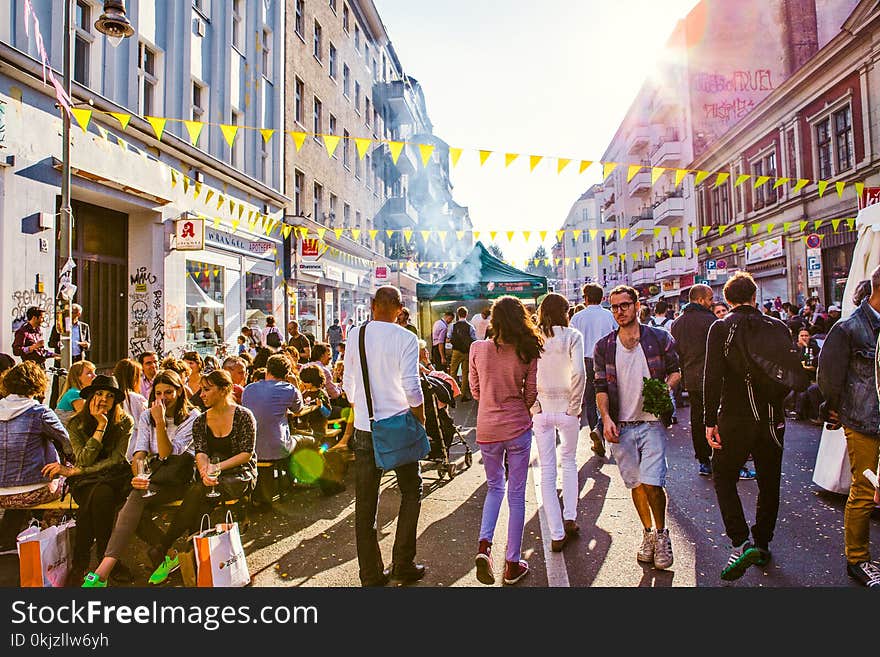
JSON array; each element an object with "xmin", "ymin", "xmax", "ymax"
[
  {"xmin": 343, "ymin": 285, "xmax": 427, "ymax": 587},
  {"xmin": 472, "ymin": 306, "xmax": 491, "ymax": 341},
  {"xmin": 431, "ymin": 311, "xmax": 454, "ymax": 372},
  {"xmin": 569, "ymin": 283, "xmax": 616, "ymax": 457},
  {"xmin": 649, "ymin": 301, "xmax": 673, "ymax": 331}
]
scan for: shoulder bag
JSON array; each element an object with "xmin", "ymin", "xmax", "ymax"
[
  {"xmin": 149, "ymin": 452, "xmax": 196, "ymax": 487},
  {"xmin": 359, "ymin": 321, "xmax": 430, "ymax": 470}
]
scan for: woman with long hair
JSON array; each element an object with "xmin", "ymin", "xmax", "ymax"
[
  {"xmin": 65, "ymin": 375, "xmax": 134, "ymax": 583},
  {"xmin": 54, "ymin": 360, "xmax": 96, "ymax": 424},
  {"xmin": 147, "ymin": 369, "xmax": 257, "ymax": 585},
  {"xmin": 532, "ymin": 293, "xmax": 586, "ymax": 552},
  {"xmin": 114, "ymin": 359, "xmax": 148, "ymax": 457},
  {"xmin": 468, "ymin": 296, "xmax": 542, "ymax": 585},
  {"xmin": 182, "ymin": 351, "xmax": 206, "ymax": 410},
  {"xmin": 82, "ymin": 371, "xmax": 199, "ymax": 587}
]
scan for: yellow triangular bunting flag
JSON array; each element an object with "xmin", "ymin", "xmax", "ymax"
[
  {"xmin": 290, "ymin": 131, "xmax": 307, "ymax": 151},
  {"xmin": 182, "ymin": 177, "xmax": 189, "ymax": 194},
  {"xmin": 817, "ymin": 181, "xmax": 829, "ymax": 197},
  {"xmin": 420, "ymin": 230, "xmax": 432, "ymax": 242},
  {"xmin": 505, "ymin": 153, "xmax": 519, "ymax": 167},
  {"xmin": 402, "ymin": 229, "xmax": 413, "ymax": 242},
  {"xmin": 603, "ymin": 162, "xmax": 618, "ymax": 180},
  {"xmin": 588, "ymin": 229, "xmax": 598, "ymax": 240},
  {"xmin": 783, "ymin": 222, "xmax": 791, "ymax": 232},
  {"xmin": 766, "ymin": 223, "xmax": 775, "ymax": 233},
  {"xmin": 170, "ymin": 170, "xmax": 178, "ymax": 188},
  {"xmin": 389, "ymin": 141, "xmax": 405, "ymax": 164},
  {"xmin": 792, "ymin": 178, "xmax": 809, "ymax": 193},
  {"xmin": 579, "ymin": 160, "xmax": 592, "ymax": 174},
  {"xmin": 183, "ymin": 120, "xmax": 203, "ymax": 145},
  {"xmin": 694, "ymin": 171, "xmax": 711, "ymax": 186},
  {"xmin": 773, "ymin": 177, "xmax": 790, "ymax": 190},
  {"xmin": 217, "ymin": 195, "xmax": 224, "ymax": 210},
  {"xmin": 835, "ymin": 181, "xmax": 846, "ymax": 198},
  {"xmin": 506, "ymin": 231, "xmax": 515, "ymax": 241},
  {"xmin": 847, "ymin": 218, "xmax": 856, "ymax": 230},
  {"xmin": 718, "ymin": 225, "xmax": 728, "ymax": 236},
  {"xmin": 529, "ymin": 155, "xmax": 543, "ymax": 171},
  {"xmin": 735, "ymin": 174, "xmax": 751, "ymax": 187},
  {"xmin": 489, "ymin": 231, "xmax": 498, "ymax": 241},
  {"xmin": 539, "ymin": 231, "xmax": 548, "ymax": 242},
  {"xmin": 675, "ymin": 169, "xmax": 689, "ymax": 187},
  {"xmin": 800, "ymin": 221, "xmax": 809, "ymax": 232},
  {"xmin": 714, "ymin": 172, "xmax": 730, "ymax": 187},
  {"xmin": 419, "ymin": 143, "xmax": 434, "ymax": 166},
  {"xmin": 456, "ymin": 230, "xmax": 466, "ymax": 240},
  {"xmin": 831, "ymin": 219, "xmax": 842, "ymax": 232},
  {"xmin": 71, "ymin": 108, "xmax": 91, "ymax": 132},
  {"xmin": 110, "ymin": 112, "xmax": 131, "ymax": 130},
  {"xmin": 322, "ymin": 134, "xmax": 341, "ymax": 158},
  {"xmin": 754, "ymin": 176, "xmax": 770, "ymax": 188},
  {"xmin": 449, "ymin": 148, "xmax": 462, "ymax": 167},
  {"xmin": 651, "ymin": 167, "xmax": 665, "ymax": 185},
  {"xmin": 556, "ymin": 230, "xmax": 565, "ymax": 242},
  {"xmin": 146, "ymin": 116, "xmax": 167, "ymax": 141},
  {"xmin": 368, "ymin": 229, "xmax": 378, "ymax": 241},
  {"xmin": 479, "ymin": 150, "xmax": 492, "ymax": 166},
  {"xmin": 855, "ymin": 182, "xmax": 865, "ymax": 199},
  {"xmin": 220, "ymin": 124, "xmax": 239, "ymax": 147},
  {"xmin": 627, "ymin": 164, "xmax": 642, "ymax": 182},
  {"xmin": 522, "ymin": 231, "xmax": 531, "ymax": 241},
  {"xmin": 558, "ymin": 158, "xmax": 571, "ymax": 174},
  {"xmin": 572, "ymin": 230, "xmax": 582, "ymax": 241},
  {"xmin": 814, "ymin": 219, "xmax": 824, "ymax": 230},
  {"xmin": 351, "ymin": 229, "xmax": 361, "ymax": 240},
  {"xmin": 619, "ymin": 228, "xmax": 630, "ymax": 239},
  {"xmin": 334, "ymin": 228, "xmax": 344, "ymax": 239},
  {"xmin": 351, "ymin": 137, "xmax": 369, "ymax": 160},
  {"xmin": 260, "ymin": 128, "xmax": 275, "ymax": 143},
  {"xmin": 472, "ymin": 231, "xmax": 480, "ymax": 241},
  {"xmin": 317, "ymin": 228, "xmax": 327, "ymax": 240}
]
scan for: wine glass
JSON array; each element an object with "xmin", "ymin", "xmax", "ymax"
[
  {"xmin": 137, "ymin": 459, "xmax": 155, "ymax": 498},
  {"xmin": 206, "ymin": 457, "xmax": 221, "ymax": 498}
]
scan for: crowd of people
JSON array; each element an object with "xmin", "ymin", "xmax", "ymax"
[{"xmin": 2, "ymin": 265, "xmax": 880, "ymax": 589}]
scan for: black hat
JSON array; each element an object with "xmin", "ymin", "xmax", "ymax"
[{"xmin": 79, "ymin": 374, "xmax": 124, "ymax": 404}]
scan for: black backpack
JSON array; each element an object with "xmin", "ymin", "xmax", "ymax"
[
  {"xmin": 450, "ymin": 320, "xmax": 474, "ymax": 353},
  {"xmin": 265, "ymin": 327, "xmax": 282, "ymax": 348},
  {"xmin": 725, "ymin": 312, "xmax": 811, "ymax": 411}
]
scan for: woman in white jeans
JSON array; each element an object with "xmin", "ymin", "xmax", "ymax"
[{"xmin": 532, "ymin": 293, "xmax": 587, "ymax": 552}]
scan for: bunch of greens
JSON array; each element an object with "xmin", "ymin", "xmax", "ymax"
[{"xmin": 642, "ymin": 377, "xmax": 673, "ymax": 418}]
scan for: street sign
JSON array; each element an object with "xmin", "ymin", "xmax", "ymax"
[
  {"xmin": 706, "ymin": 260, "xmax": 717, "ymax": 270},
  {"xmin": 716, "ymin": 258, "xmax": 727, "ymax": 270},
  {"xmin": 375, "ymin": 266, "xmax": 388, "ymax": 279},
  {"xmin": 707, "ymin": 270, "xmax": 718, "ymax": 281},
  {"xmin": 695, "ymin": 277, "xmax": 710, "ymax": 285},
  {"xmin": 805, "ymin": 233, "xmax": 821, "ymax": 249},
  {"xmin": 175, "ymin": 217, "xmax": 205, "ymax": 250}
]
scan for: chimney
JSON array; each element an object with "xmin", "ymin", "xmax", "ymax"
[{"xmin": 782, "ymin": 0, "xmax": 819, "ymax": 75}]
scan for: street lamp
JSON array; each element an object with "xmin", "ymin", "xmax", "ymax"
[{"xmin": 57, "ymin": 0, "xmax": 133, "ymax": 371}]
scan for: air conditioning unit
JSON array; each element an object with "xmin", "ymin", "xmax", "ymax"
[{"xmin": 194, "ymin": 19, "xmax": 206, "ymax": 37}]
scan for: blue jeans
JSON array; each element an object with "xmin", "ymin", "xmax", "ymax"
[
  {"xmin": 478, "ymin": 429, "xmax": 532, "ymax": 563},
  {"xmin": 331, "ymin": 344, "xmax": 340, "ymax": 363},
  {"xmin": 352, "ymin": 429, "xmax": 422, "ymax": 585}
]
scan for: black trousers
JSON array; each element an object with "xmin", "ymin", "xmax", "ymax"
[
  {"xmin": 712, "ymin": 412, "xmax": 784, "ymax": 548},
  {"xmin": 431, "ymin": 344, "xmax": 446, "ymax": 372},
  {"xmin": 158, "ymin": 482, "xmax": 245, "ymax": 554},
  {"xmin": 688, "ymin": 391, "xmax": 712, "ymax": 464},
  {"xmin": 352, "ymin": 429, "xmax": 422, "ymax": 585},
  {"xmin": 70, "ymin": 481, "xmax": 127, "ymax": 565}
]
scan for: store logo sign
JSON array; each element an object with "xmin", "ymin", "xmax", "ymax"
[{"xmin": 175, "ymin": 217, "xmax": 205, "ymax": 251}]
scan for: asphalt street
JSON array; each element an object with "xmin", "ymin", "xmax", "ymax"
[{"xmin": 0, "ymin": 400, "xmax": 874, "ymax": 587}]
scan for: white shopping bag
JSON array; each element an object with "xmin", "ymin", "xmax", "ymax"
[
  {"xmin": 813, "ymin": 426, "xmax": 851, "ymax": 495},
  {"xmin": 17, "ymin": 517, "xmax": 76, "ymax": 587},
  {"xmin": 193, "ymin": 512, "xmax": 250, "ymax": 587}
]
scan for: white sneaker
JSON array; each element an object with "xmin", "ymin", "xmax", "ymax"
[
  {"xmin": 637, "ymin": 528, "xmax": 656, "ymax": 563},
  {"xmin": 653, "ymin": 528, "xmax": 674, "ymax": 569}
]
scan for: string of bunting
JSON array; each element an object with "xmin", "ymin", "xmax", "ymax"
[{"xmin": 68, "ymin": 107, "xmax": 870, "ymax": 202}]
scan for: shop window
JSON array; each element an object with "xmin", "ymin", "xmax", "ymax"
[
  {"xmin": 245, "ymin": 272, "xmax": 273, "ymax": 324},
  {"xmin": 186, "ymin": 261, "xmax": 224, "ymax": 347}
]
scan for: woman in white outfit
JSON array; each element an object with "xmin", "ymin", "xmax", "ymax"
[
  {"xmin": 115, "ymin": 359, "xmax": 148, "ymax": 461},
  {"xmin": 531, "ymin": 293, "xmax": 587, "ymax": 552}
]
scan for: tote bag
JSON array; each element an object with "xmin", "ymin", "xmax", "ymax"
[
  {"xmin": 193, "ymin": 512, "xmax": 250, "ymax": 587},
  {"xmin": 17, "ymin": 517, "xmax": 76, "ymax": 587},
  {"xmin": 812, "ymin": 426, "xmax": 851, "ymax": 495}
]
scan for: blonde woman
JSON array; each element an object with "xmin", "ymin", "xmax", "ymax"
[{"xmin": 54, "ymin": 360, "xmax": 96, "ymax": 424}]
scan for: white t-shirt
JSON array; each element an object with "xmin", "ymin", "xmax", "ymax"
[
  {"xmin": 615, "ymin": 338, "xmax": 656, "ymax": 422},
  {"xmin": 343, "ymin": 321, "xmax": 425, "ymax": 431},
  {"xmin": 649, "ymin": 316, "xmax": 672, "ymax": 331},
  {"xmin": 472, "ymin": 314, "xmax": 491, "ymax": 340}
]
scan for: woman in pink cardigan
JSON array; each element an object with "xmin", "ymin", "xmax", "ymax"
[{"xmin": 469, "ymin": 296, "xmax": 542, "ymax": 585}]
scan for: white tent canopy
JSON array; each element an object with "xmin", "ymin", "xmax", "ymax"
[{"xmin": 186, "ymin": 274, "xmax": 224, "ymax": 310}]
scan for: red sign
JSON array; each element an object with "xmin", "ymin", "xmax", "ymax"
[
  {"xmin": 300, "ymin": 239, "xmax": 320, "ymax": 258},
  {"xmin": 858, "ymin": 186, "xmax": 880, "ymax": 210},
  {"xmin": 375, "ymin": 266, "xmax": 387, "ymax": 279},
  {"xmin": 805, "ymin": 233, "xmax": 821, "ymax": 249}
]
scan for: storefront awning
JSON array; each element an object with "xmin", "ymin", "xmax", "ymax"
[{"xmin": 187, "ymin": 275, "xmax": 224, "ymax": 309}]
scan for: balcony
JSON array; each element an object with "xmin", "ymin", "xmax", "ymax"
[
  {"xmin": 377, "ymin": 195, "xmax": 418, "ymax": 230},
  {"xmin": 626, "ymin": 126, "xmax": 651, "ymax": 155},
  {"xmin": 630, "ymin": 266, "xmax": 656, "ymax": 286},
  {"xmin": 655, "ymin": 255, "xmax": 687, "ymax": 279},
  {"xmin": 650, "ymin": 131, "xmax": 682, "ymax": 168},
  {"xmin": 629, "ymin": 214, "xmax": 655, "ymax": 241},
  {"xmin": 653, "ymin": 193, "xmax": 685, "ymax": 226},
  {"xmin": 627, "ymin": 168, "xmax": 652, "ymax": 198},
  {"xmin": 373, "ymin": 80, "xmax": 418, "ymax": 128},
  {"xmin": 605, "ymin": 237, "xmax": 618, "ymax": 255}
]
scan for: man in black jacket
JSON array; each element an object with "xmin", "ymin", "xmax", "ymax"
[
  {"xmin": 704, "ymin": 272, "xmax": 787, "ymax": 582},
  {"xmin": 670, "ymin": 284, "xmax": 716, "ymax": 477}
]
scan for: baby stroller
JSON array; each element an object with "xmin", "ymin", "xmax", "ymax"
[{"xmin": 421, "ymin": 372, "xmax": 472, "ymax": 479}]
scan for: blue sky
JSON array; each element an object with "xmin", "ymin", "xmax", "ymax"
[{"xmin": 374, "ymin": 0, "xmax": 700, "ymax": 264}]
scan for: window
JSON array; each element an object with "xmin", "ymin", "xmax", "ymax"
[
  {"xmin": 232, "ymin": 0, "xmax": 244, "ymax": 51},
  {"xmin": 354, "ymin": 24, "xmax": 360, "ymax": 51},
  {"xmin": 314, "ymin": 20, "xmax": 322, "ymax": 61},
  {"xmin": 364, "ymin": 41, "xmax": 369, "ymax": 61},
  {"xmin": 343, "ymin": 5, "xmax": 349, "ymax": 32},
  {"xmin": 712, "ymin": 184, "xmax": 730, "ymax": 225},
  {"xmin": 372, "ymin": 57, "xmax": 378, "ymax": 80},
  {"xmin": 329, "ymin": 43, "xmax": 337, "ymax": 79},
  {"xmin": 343, "ymin": 129, "xmax": 351, "ymax": 169},
  {"xmin": 766, "ymin": 151, "xmax": 777, "ymax": 204},
  {"xmin": 246, "ymin": 273, "xmax": 273, "ymax": 317},
  {"xmin": 343, "ymin": 203, "xmax": 351, "ymax": 228},
  {"xmin": 294, "ymin": 77, "xmax": 304, "ymax": 125},
  {"xmin": 261, "ymin": 28, "xmax": 272, "ymax": 79},
  {"xmin": 835, "ymin": 106, "xmax": 854, "ymax": 172},
  {"xmin": 186, "ymin": 261, "xmax": 224, "ymax": 344},
  {"xmin": 365, "ymin": 153, "xmax": 372, "ymax": 190},
  {"xmin": 355, "ymin": 148, "xmax": 362, "ymax": 179},
  {"xmin": 329, "ymin": 114, "xmax": 337, "ymax": 157},
  {"xmin": 231, "ymin": 109, "xmax": 243, "ymax": 169},
  {"xmin": 355, "ymin": 211, "xmax": 361, "ymax": 228},
  {"xmin": 354, "ymin": 81, "xmax": 361, "ymax": 114},
  {"xmin": 191, "ymin": 80, "xmax": 206, "ymax": 122},
  {"xmin": 260, "ymin": 132, "xmax": 270, "ymax": 182},
  {"xmin": 294, "ymin": 170, "xmax": 304, "ymax": 215},
  {"xmin": 329, "ymin": 0, "xmax": 337, "ymax": 12},
  {"xmin": 295, "ymin": 0, "xmax": 304, "ymax": 37},
  {"xmin": 751, "ymin": 150, "xmax": 777, "ymax": 209},
  {"xmin": 365, "ymin": 97, "xmax": 371, "ymax": 126},
  {"xmin": 192, "ymin": 0, "xmax": 210, "ymax": 17},
  {"xmin": 733, "ymin": 165, "xmax": 742, "ymax": 214},
  {"xmin": 816, "ymin": 118, "xmax": 832, "ymax": 180},
  {"xmin": 313, "ymin": 97, "xmax": 323, "ymax": 137},
  {"xmin": 314, "ymin": 182, "xmax": 324, "ymax": 222},
  {"xmin": 73, "ymin": 1, "xmax": 93, "ymax": 86},
  {"xmin": 343, "ymin": 64, "xmax": 350, "ymax": 98},
  {"xmin": 137, "ymin": 42, "xmax": 159, "ymax": 116},
  {"xmin": 329, "ymin": 194, "xmax": 337, "ymax": 226},
  {"xmin": 786, "ymin": 128, "xmax": 798, "ymax": 180}
]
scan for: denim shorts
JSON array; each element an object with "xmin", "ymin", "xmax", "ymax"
[{"xmin": 610, "ymin": 421, "xmax": 668, "ymax": 489}]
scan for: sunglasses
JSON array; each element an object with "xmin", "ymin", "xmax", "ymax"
[{"xmin": 610, "ymin": 302, "xmax": 634, "ymax": 313}]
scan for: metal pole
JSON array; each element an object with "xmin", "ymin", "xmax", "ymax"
[{"xmin": 58, "ymin": 0, "xmax": 74, "ymax": 372}]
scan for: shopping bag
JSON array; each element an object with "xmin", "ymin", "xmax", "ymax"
[
  {"xmin": 193, "ymin": 512, "xmax": 250, "ymax": 587},
  {"xmin": 812, "ymin": 426, "xmax": 851, "ymax": 495},
  {"xmin": 178, "ymin": 547, "xmax": 198, "ymax": 587},
  {"xmin": 17, "ymin": 517, "xmax": 76, "ymax": 588}
]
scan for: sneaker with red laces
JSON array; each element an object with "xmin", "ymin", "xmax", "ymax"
[
  {"xmin": 475, "ymin": 540, "xmax": 494, "ymax": 585},
  {"xmin": 503, "ymin": 559, "xmax": 530, "ymax": 585}
]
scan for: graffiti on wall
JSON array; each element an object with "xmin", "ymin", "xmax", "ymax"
[
  {"xmin": 165, "ymin": 303, "xmax": 184, "ymax": 343},
  {"xmin": 128, "ymin": 266, "xmax": 164, "ymax": 357},
  {"xmin": 11, "ymin": 289, "xmax": 53, "ymax": 331},
  {"xmin": 693, "ymin": 69, "xmax": 774, "ymax": 94}
]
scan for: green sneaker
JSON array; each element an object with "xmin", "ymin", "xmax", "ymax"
[
  {"xmin": 721, "ymin": 542, "xmax": 761, "ymax": 581},
  {"xmin": 148, "ymin": 554, "xmax": 179, "ymax": 585},
  {"xmin": 754, "ymin": 547, "xmax": 772, "ymax": 567},
  {"xmin": 81, "ymin": 572, "xmax": 107, "ymax": 588}
]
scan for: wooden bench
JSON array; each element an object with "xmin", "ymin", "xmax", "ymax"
[{"xmin": 24, "ymin": 497, "xmax": 240, "ymax": 511}]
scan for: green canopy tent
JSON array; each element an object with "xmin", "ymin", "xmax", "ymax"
[{"xmin": 415, "ymin": 242, "xmax": 547, "ymax": 334}]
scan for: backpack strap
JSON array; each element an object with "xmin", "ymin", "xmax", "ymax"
[{"xmin": 358, "ymin": 322, "xmax": 375, "ymax": 422}]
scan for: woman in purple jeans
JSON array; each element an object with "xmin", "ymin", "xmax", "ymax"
[{"xmin": 468, "ymin": 296, "xmax": 542, "ymax": 585}]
